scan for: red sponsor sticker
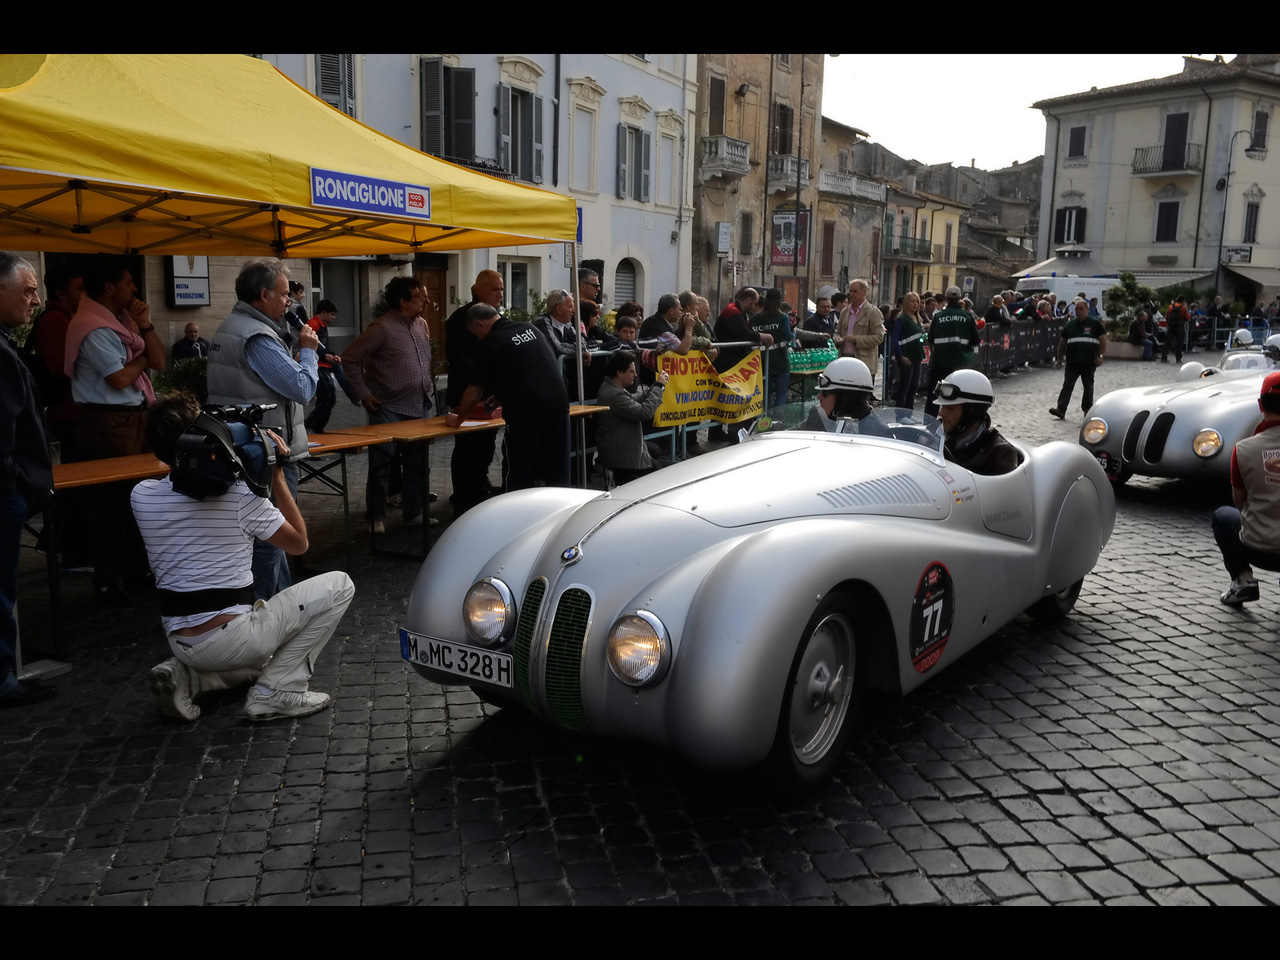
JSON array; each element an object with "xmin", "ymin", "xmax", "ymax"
[
  {"xmin": 910, "ymin": 561, "xmax": 954, "ymax": 674},
  {"xmin": 407, "ymin": 191, "xmax": 425, "ymax": 209}
]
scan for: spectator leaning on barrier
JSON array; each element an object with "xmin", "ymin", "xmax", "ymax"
[
  {"xmin": 596, "ymin": 351, "xmax": 670, "ymax": 485},
  {"xmin": 533, "ymin": 288, "xmax": 592, "ymax": 400}
]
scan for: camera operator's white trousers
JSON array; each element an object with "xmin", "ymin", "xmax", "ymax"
[{"xmin": 167, "ymin": 571, "xmax": 355, "ymax": 694}]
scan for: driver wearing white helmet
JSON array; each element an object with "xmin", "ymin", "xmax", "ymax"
[
  {"xmin": 803, "ymin": 357, "xmax": 887, "ymax": 435},
  {"xmin": 933, "ymin": 370, "xmax": 1020, "ymax": 476}
]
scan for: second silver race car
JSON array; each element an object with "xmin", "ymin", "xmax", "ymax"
[{"xmin": 1080, "ymin": 346, "xmax": 1272, "ymax": 484}]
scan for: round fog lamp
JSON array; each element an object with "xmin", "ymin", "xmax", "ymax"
[
  {"xmin": 1193, "ymin": 429, "xmax": 1223, "ymax": 458},
  {"xmin": 607, "ymin": 611, "xmax": 670, "ymax": 687},
  {"xmin": 462, "ymin": 578, "xmax": 514, "ymax": 646},
  {"xmin": 1081, "ymin": 418, "xmax": 1108, "ymax": 445}
]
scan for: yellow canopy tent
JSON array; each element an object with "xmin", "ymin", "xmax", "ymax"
[{"xmin": 0, "ymin": 54, "xmax": 577, "ymax": 257}]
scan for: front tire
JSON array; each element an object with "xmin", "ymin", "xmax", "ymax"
[
  {"xmin": 1027, "ymin": 578, "xmax": 1084, "ymax": 622},
  {"xmin": 771, "ymin": 594, "xmax": 864, "ymax": 787}
]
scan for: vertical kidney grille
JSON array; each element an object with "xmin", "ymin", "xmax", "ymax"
[
  {"xmin": 545, "ymin": 588, "xmax": 591, "ymax": 728},
  {"xmin": 513, "ymin": 578, "xmax": 546, "ymax": 704}
]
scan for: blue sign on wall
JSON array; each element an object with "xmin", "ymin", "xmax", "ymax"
[{"xmin": 310, "ymin": 168, "xmax": 432, "ymax": 220}]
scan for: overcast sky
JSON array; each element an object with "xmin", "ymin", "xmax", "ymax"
[{"xmin": 821, "ymin": 54, "xmax": 1231, "ymax": 172}]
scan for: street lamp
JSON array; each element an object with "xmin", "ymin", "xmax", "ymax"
[{"xmin": 1214, "ymin": 128, "xmax": 1265, "ymax": 313}]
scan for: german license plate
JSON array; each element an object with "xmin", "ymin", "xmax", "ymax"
[
  {"xmin": 1094, "ymin": 451, "xmax": 1123, "ymax": 480},
  {"xmin": 399, "ymin": 628, "xmax": 513, "ymax": 688}
]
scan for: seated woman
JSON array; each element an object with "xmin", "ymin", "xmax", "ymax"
[
  {"xmin": 932, "ymin": 370, "xmax": 1020, "ymax": 476},
  {"xmin": 596, "ymin": 352, "xmax": 670, "ymax": 484}
]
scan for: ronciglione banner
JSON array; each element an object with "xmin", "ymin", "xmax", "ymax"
[{"xmin": 652, "ymin": 350, "xmax": 763, "ymax": 427}]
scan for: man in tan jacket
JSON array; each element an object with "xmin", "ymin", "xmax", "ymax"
[{"xmin": 835, "ymin": 278, "xmax": 885, "ymax": 382}]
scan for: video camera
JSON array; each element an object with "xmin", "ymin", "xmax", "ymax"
[{"xmin": 172, "ymin": 404, "xmax": 277, "ymax": 500}]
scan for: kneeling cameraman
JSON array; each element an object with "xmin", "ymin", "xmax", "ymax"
[{"xmin": 131, "ymin": 394, "xmax": 354, "ymax": 721}]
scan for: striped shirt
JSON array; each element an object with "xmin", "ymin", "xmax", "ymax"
[{"xmin": 131, "ymin": 477, "xmax": 284, "ymax": 633}]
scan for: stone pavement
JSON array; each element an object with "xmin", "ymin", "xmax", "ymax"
[{"xmin": 4, "ymin": 353, "xmax": 1280, "ymax": 905}]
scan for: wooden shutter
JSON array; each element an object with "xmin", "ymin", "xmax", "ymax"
[
  {"xmin": 317, "ymin": 54, "xmax": 354, "ymax": 117},
  {"xmin": 708, "ymin": 76, "xmax": 725, "ymax": 136},
  {"xmin": 640, "ymin": 131, "xmax": 652, "ymax": 202},
  {"xmin": 1054, "ymin": 208, "xmax": 1067, "ymax": 244},
  {"xmin": 1074, "ymin": 208, "xmax": 1087, "ymax": 242},
  {"xmin": 497, "ymin": 83, "xmax": 512, "ymax": 173},
  {"xmin": 450, "ymin": 67, "xmax": 476, "ymax": 161},
  {"xmin": 617, "ymin": 123, "xmax": 629, "ymax": 198},
  {"xmin": 532, "ymin": 94, "xmax": 544, "ymax": 183},
  {"xmin": 420, "ymin": 58, "xmax": 444, "ymax": 156},
  {"xmin": 821, "ymin": 221, "xmax": 835, "ymax": 276}
]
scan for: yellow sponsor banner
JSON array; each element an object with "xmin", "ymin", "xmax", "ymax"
[{"xmin": 652, "ymin": 350, "xmax": 763, "ymax": 427}]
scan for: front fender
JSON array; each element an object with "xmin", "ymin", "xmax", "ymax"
[
  {"xmin": 659, "ymin": 517, "xmax": 906, "ymax": 769},
  {"xmin": 406, "ymin": 487, "xmax": 599, "ymax": 642}
]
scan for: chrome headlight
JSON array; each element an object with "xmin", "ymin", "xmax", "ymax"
[
  {"xmin": 1193, "ymin": 429, "xmax": 1223, "ymax": 458},
  {"xmin": 606, "ymin": 611, "xmax": 670, "ymax": 687},
  {"xmin": 1081, "ymin": 418, "xmax": 1108, "ymax": 445},
  {"xmin": 462, "ymin": 578, "xmax": 515, "ymax": 646}
]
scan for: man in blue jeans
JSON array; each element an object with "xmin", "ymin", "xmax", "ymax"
[
  {"xmin": 0, "ymin": 253, "xmax": 56, "ymax": 707},
  {"xmin": 1212, "ymin": 371, "xmax": 1280, "ymax": 605},
  {"xmin": 341, "ymin": 276, "xmax": 436, "ymax": 533}
]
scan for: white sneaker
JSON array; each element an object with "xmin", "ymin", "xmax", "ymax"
[
  {"xmin": 151, "ymin": 659, "xmax": 199, "ymax": 721},
  {"xmin": 244, "ymin": 687, "xmax": 331, "ymax": 721}
]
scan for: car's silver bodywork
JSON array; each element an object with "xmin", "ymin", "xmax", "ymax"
[
  {"xmin": 1080, "ymin": 348, "xmax": 1270, "ymax": 483},
  {"xmin": 403, "ymin": 421, "xmax": 1115, "ymax": 775}
]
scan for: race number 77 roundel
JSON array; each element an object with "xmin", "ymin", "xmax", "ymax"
[{"xmin": 910, "ymin": 561, "xmax": 954, "ymax": 674}]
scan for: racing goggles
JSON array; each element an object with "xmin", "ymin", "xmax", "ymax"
[{"xmin": 933, "ymin": 382, "xmax": 988, "ymax": 403}]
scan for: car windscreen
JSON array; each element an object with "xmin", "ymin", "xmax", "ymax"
[{"xmin": 783, "ymin": 405, "xmax": 946, "ymax": 457}]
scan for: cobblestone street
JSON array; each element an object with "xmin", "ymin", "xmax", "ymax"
[{"xmin": 4, "ymin": 353, "xmax": 1280, "ymax": 905}]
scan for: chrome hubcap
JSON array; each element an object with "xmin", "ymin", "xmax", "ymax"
[{"xmin": 789, "ymin": 614, "xmax": 855, "ymax": 765}]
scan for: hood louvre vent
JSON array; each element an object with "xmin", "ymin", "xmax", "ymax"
[{"xmin": 817, "ymin": 473, "xmax": 930, "ymax": 509}]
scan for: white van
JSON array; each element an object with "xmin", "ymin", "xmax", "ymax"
[{"xmin": 1014, "ymin": 276, "xmax": 1116, "ymax": 320}]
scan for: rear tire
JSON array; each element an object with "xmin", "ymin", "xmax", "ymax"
[
  {"xmin": 1027, "ymin": 578, "xmax": 1083, "ymax": 622},
  {"xmin": 771, "ymin": 592, "xmax": 865, "ymax": 788}
]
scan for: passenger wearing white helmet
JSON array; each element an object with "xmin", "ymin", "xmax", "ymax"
[
  {"xmin": 802, "ymin": 357, "xmax": 886, "ymax": 434},
  {"xmin": 1265, "ymin": 334, "xmax": 1280, "ymax": 365},
  {"xmin": 933, "ymin": 370, "xmax": 1020, "ymax": 476}
]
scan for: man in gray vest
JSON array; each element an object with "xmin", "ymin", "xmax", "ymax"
[{"xmin": 208, "ymin": 259, "xmax": 318, "ymax": 601}]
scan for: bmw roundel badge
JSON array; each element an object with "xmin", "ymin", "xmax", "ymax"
[{"xmin": 561, "ymin": 546, "xmax": 580, "ymax": 563}]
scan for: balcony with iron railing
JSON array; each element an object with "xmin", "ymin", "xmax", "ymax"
[
  {"xmin": 1131, "ymin": 142, "xmax": 1203, "ymax": 176},
  {"xmin": 818, "ymin": 169, "xmax": 888, "ymax": 202},
  {"xmin": 882, "ymin": 236, "xmax": 933, "ymax": 260},
  {"xmin": 932, "ymin": 243, "xmax": 957, "ymax": 264},
  {"xmin": 700, "ymin": 135, "xmax": 751, "ymax": 181},
  {"xmin": 766, "ymin": 154, "xmax": 811, "ymax": 193}
]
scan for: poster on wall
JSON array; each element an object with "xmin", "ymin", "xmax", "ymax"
[{"xmin": 770, "ymin": 210, "xmax": 809, "ymax": 267}]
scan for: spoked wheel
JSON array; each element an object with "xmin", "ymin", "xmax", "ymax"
[
  {"xmin": 773, "ymin": 595, "xmax": 864, "ymax": 787},
  {"xmin": 1027, "ymin": 578, "xmax": 1084, "ymax": 622}
]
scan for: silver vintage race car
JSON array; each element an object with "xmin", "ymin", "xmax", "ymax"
[
  {"xmin": 401, "ymin": 410, "xmax": 1115, "ymax": 785},
  {"xmin": 1080, "ymin": 346, "xmax": 1272, "ymax": 485}
]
